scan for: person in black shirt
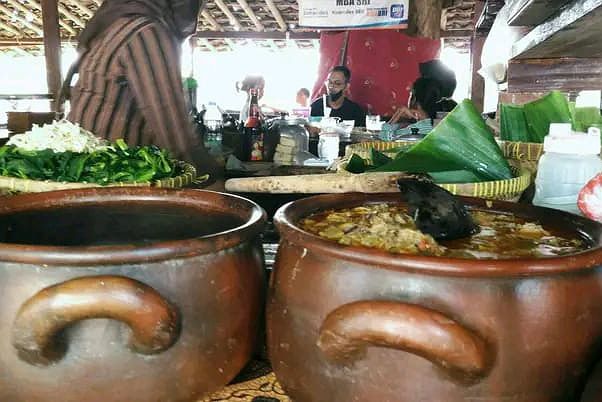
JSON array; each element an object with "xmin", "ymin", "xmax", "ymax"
[{"xmin": 310, "ymin": 65, "xmax": 366, "ymax": 127}]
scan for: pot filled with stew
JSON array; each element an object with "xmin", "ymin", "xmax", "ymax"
[
  {"xmin": 268, "ymin": 190, "xmax": 602, "ymax": 402},
  {"xmin": 0, "ymin": 187, "xmax": 266, "ymax": 402}
]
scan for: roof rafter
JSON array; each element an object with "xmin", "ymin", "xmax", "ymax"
[
  {"xmin": 9, "ymin": 0, "xmax": 77, "ymax": 36},
  {"xmin": 68, "ymin": 0, "xmax": 94, "ymax": 18},
  {"xmin": 0, "ymin": 3, "xmax": 43, "ymax": 36},
  {"xmin": 236, "ymin": 0, "xmax": 264, "ymax": 31},
  {"xmin": 57, "ymin": 2, "xmax": 86, "ymax": 28},
  {"xmin": 199, "ymin": 38, "xmax": 216, "ymax": 52},
  {"xmin": 201, "ymin": 9, "xmax": 222, "ymax": 31},
  {"xmin": 0, "ymin": 20, "xmax": 21, "ymax": 37},
  {"xmin": 265, "ymin": 0, "xmax": 287, "ymax": 31},
  {"xmin": 214, "ymin": 0, "xmax": 242, "ymax": 31}
]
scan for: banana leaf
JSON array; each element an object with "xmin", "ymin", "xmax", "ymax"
[
  {"xmin": 572, "ymin": 106, "xmax": 601, "ymax": 133},
  {"xmin": 523, "ymin": 91, "xmax": 572, "ymax": 143},
  {"xmin": 370, "ymin": 148, "xmax": 392, "ymax": 167},
  {"xmin": 345, "ymin": 154, "xmax": 367, "ymax": 173},
  {"xmin": 429, "ymin": 170, "xmax": 482, "ymax": 183},
  {"xmin": 372, "ymin": 99, "xmax": 513, "ymax": 181},
  {"xmin": 500, "ymin": 103, "xmax": 532, "ymax": 142}
]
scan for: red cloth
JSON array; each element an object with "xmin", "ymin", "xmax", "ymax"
[{"xmin": 311, "ymin": 30, "xmax": 440, "ymax": 117}]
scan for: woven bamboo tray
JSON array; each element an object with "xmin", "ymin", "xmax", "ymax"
[
  {"xmin": 343, "ymin": 141, "xmax": 531, "ymax": 201},
  {"xmin": 0, "ymin": 161, "xmax": 198, "ymax": 194},
  {"xmin": 498, "ymin": 140, "xmax": 544, "ymax": 174},
  {"xmin": 345, "ymin": 140, "xmax": 416, "ymax": 163}
]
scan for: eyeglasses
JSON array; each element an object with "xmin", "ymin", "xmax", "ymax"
[{"xmin": 325, "ymin": 80, "xmax": 346, "ymax": 88}]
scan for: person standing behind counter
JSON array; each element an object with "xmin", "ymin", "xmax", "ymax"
[
  {"xmin": 63, "ymin": 0, "xmax": 218, "ymax": 176},
  {"xmin": 310, "ymin": 66, "xmax": 366, "ymax": 127}
]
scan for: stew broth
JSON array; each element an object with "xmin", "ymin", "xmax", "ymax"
[{"xmin": 298, "ymin": 203, "xmax": 589, "ymax": 259}]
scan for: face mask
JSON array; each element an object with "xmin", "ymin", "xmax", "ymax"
[{"xmin": 329, "ymin": 90, "xmax": 343, "ymax": 102}]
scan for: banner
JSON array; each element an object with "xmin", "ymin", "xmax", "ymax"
[{"xmin": 299, "ymin": 0, "xmax": 409, "ymax": 30}]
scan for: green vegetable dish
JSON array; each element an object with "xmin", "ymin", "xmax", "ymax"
[{"xmin": 0, "ymin": 139, "xmax": 179, "ymax": 185}]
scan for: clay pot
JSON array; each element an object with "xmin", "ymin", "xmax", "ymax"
[
  {"xmin": 269, "ymin": 193, "xmax": 602, "ymax": 402},
  {"xmin": 0, "ymin": 188, "xmax": 266, "ymax": 402}
]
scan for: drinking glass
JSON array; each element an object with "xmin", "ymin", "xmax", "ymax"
[
  {"xmin": 366, "ymin": 115, "xmax": 381, "ymax": 131},
  {"xmin": 318, "ymin": 134, "xmax": 340, "ymax": 162}
]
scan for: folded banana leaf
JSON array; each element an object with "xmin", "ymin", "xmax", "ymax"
[
  {"xmin": 372, "ymin": 100, "xmax": 513, "ymax": 181},
  {"xmin": 500, "ymin": 103, "xmax": 532, "ymax": 142},
  {"xmin": 523, "ymin": 91, "xmax": 572, "ymax": 143},
  {"xmin": 429, "ymin": 170, "xmax": 482, "ymax": 183},
  {"xmin": 572, "ymin": 106, "xmax": 601, "ymax": 133}
]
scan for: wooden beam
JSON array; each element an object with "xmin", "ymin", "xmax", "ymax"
[
  {"xmin": 214, "ymin": 0, "xmax": 242, "ymax": 31},
  {"xmin": 507, "ymin": 58, "xmax": 602, "ymax": 92},
  {"xmin": 265, "ymin": 0, "xmax": 287, "ymax": 31},
  {"xmin": 512, "ymin": 0, "xmax": 602, "ymax": 59},
  {"xmin": 0, "ymin": 37, "xmax": 77, "ymax": 46},
  {"xmin": 57, "ymin": 2, "xmax": 86, "ymax": 28},
  {"xmin": 236, "ymin": 0, "xmax": 263, "ymax": 31},
  {"xmin": 68, "ymin": 0, "xmax": 94, "ymax": 18},
  {"xmin": 201, "ymin": 10, "xmax": 222, "ymax": 31},
  {"xmin": 9, "ymin": 0, "xmax": 77, "ymax": 36},
  {"xmin": 41, "ymin": 0, "xmax": 61, "ymax": 111},
  {"xmin": 441, "ymin": 30, "xmax": 473, "ymax": 38},
  {"xmin": 194, "ymin": 31, "xmax": 320, "ymax": 40},
  {"xmin": 0, "ymin": 4, "xmax": 44, "ymax": 36},
  {"xmin": 21, "ymin": 0, "xmax": 78, "ymax": 36},
  {"xmin": 0, "ymin": 21, "xmax": 22, "ymax": 37},
  {"xmin": 199, "ymin": 38, "xmax": 216, "ymax": 52},
  {"xmin": 470, "ymin": 1, "xmax": 486, "ymax": 112},
  {"xmin": 224, "ymin": 38, "xmax": 237, "ymax": 50},
  {"xmin": 506, "ymin": 0, "xmax": 572, "ymax": 26}
]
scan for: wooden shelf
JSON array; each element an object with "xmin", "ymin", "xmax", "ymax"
[
  {"xmin": 512, "ymin": 0, "xmax": 602, "ymax": 59},
  {"xmin": 506, "ymin": 0, "xmax": 571, "ymax": 26}
]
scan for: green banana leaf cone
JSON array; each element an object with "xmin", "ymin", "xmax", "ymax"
[{"xmin": 373, "ymin": 99, "xmax": 513, "ymax": 182}]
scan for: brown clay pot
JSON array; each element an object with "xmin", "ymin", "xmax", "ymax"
[
  {"xmin": 0, "ymin": 187, "xmax": 266, "ymax": 402},
  {"xmin": 268, "ymin": 193, "xmax": 602, "ymax": 402}
]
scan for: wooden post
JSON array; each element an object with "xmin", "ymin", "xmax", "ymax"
[
  {"xmin": 41, "ymin": 0, "xmax": 62, "ymax": 112},
  {"xmin": 470, "ymin": 0, "xmax": 486, "ymax": 112},
  {"xmin": 407, "ymin": 0, "xmax": 443, "ymax": 39},
  {"xmin": 470, "ymin": 35, "xmax": 486, "ymax": 112}
]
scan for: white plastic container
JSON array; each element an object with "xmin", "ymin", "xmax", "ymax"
[{"xmin": 533, "ymin": 123, "xmax": 602, "ymax": 215}]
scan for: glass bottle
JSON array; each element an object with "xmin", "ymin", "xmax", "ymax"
[{"xmin": 243, "ymin": 88, "xmax": 263, "ymax": 161}]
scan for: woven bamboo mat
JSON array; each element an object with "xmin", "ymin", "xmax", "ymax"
[
  {"xmin": 199, "ymin": 372, "xmax": 290, "ymax": 402},
  {"xmin": 199, "ymin": 360, "xmax": 290, "ymax": 402}
]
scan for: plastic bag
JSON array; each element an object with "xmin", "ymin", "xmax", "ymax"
[{"xmin": 479, "ymin": 4, "xmax": 530, "ymax": 84}]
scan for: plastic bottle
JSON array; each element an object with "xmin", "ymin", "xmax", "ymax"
[{"xmin": 532, "ymin": 123, "xmax": 602, "ymax": 215}]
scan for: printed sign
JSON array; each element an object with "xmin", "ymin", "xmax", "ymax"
[{"xmin": 299, "ymin": 0, "xmax": 409, "ymax": 30}]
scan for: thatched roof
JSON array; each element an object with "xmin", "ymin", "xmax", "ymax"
[{"xmin": 0, "ymin": 0, "xmax": 477, "ymax": 54}]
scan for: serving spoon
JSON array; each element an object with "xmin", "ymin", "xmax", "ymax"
[{"xmin": 397, "ymin": 176, "xmax": 479, "ymax": 241}]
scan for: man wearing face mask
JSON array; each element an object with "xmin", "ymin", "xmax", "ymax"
[
  {"xmin": 63, "ymin": 0, "xmax": 218, "ymax": 177},
  {"xmin": 310, "ymin": 65, "xmax": 366, "ymax": 127}
]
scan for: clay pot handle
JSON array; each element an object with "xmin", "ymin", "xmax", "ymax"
[
  {"xmin": 12, "ymin": 275, "xmax": 180, "ymax": 366},
  {"xmin": 317, "ymin": 301, "xmax": 489, "ymax": 379}
]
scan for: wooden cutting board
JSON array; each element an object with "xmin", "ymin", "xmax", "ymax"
[{"xmin": 225, "ymin": 172, "xmax": 408, "ymax": 194}]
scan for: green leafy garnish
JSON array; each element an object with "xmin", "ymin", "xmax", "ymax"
[{"xmin": 0, "ymin": 143, "xmax": 178, "ymax": 184}]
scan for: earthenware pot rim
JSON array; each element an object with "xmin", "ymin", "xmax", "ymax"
[
  {"xmin": 274, "ymin": 192, "xmax": 602, "ymax": 277},
  {"xmin": 0, "ymin": 187, "xmax": 266, "ymax": 266}
]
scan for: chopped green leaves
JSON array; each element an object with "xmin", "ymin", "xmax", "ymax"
[{"xmin": 0, "ymin": 143, "xmax": 178, "ymax": 185}]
